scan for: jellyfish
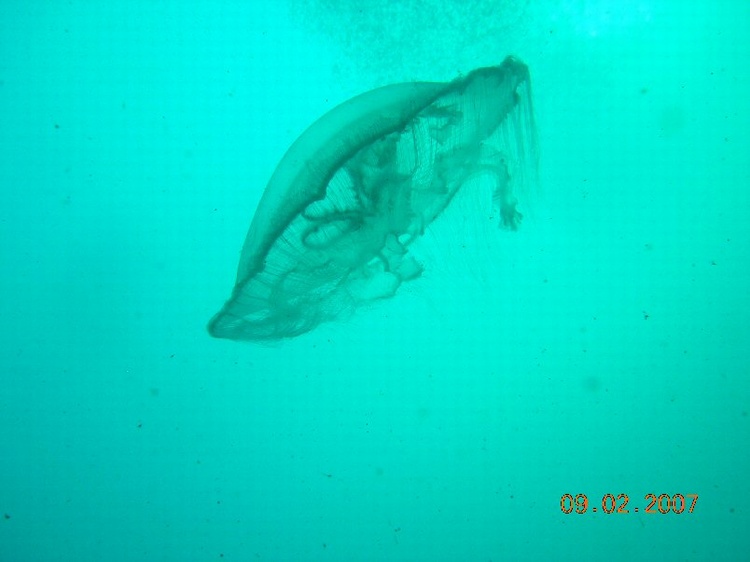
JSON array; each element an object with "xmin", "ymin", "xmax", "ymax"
[{"xmin": 208, "ymin": 56, "xmax": 538, "ymax": 341}]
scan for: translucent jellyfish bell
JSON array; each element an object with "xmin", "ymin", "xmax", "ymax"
[{"xmin": 208, "ymin": 56, "xmax": 538, "ymax": 341}]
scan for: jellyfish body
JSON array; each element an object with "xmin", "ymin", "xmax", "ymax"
[{"xmin": 208, "ymin": 56, "xmax": 538, "ymax": 341}]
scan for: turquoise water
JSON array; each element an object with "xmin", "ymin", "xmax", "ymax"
[{"xmin": 1, "ymin": 2, "xmax": 748, "ymax": 560}]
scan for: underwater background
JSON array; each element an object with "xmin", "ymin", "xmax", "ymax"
[{"xmin": 1, "ymin": 1, "xmax": 748, "ymax": 560}]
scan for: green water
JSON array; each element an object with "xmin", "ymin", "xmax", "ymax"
[{"xmin": 1, "ymin": 1, "xmax": 748, "ymax": 560}]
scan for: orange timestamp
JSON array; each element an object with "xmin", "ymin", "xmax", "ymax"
[{"xmin": 560, "ymin": 493, "xmax": 698, "ymax": 515}]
